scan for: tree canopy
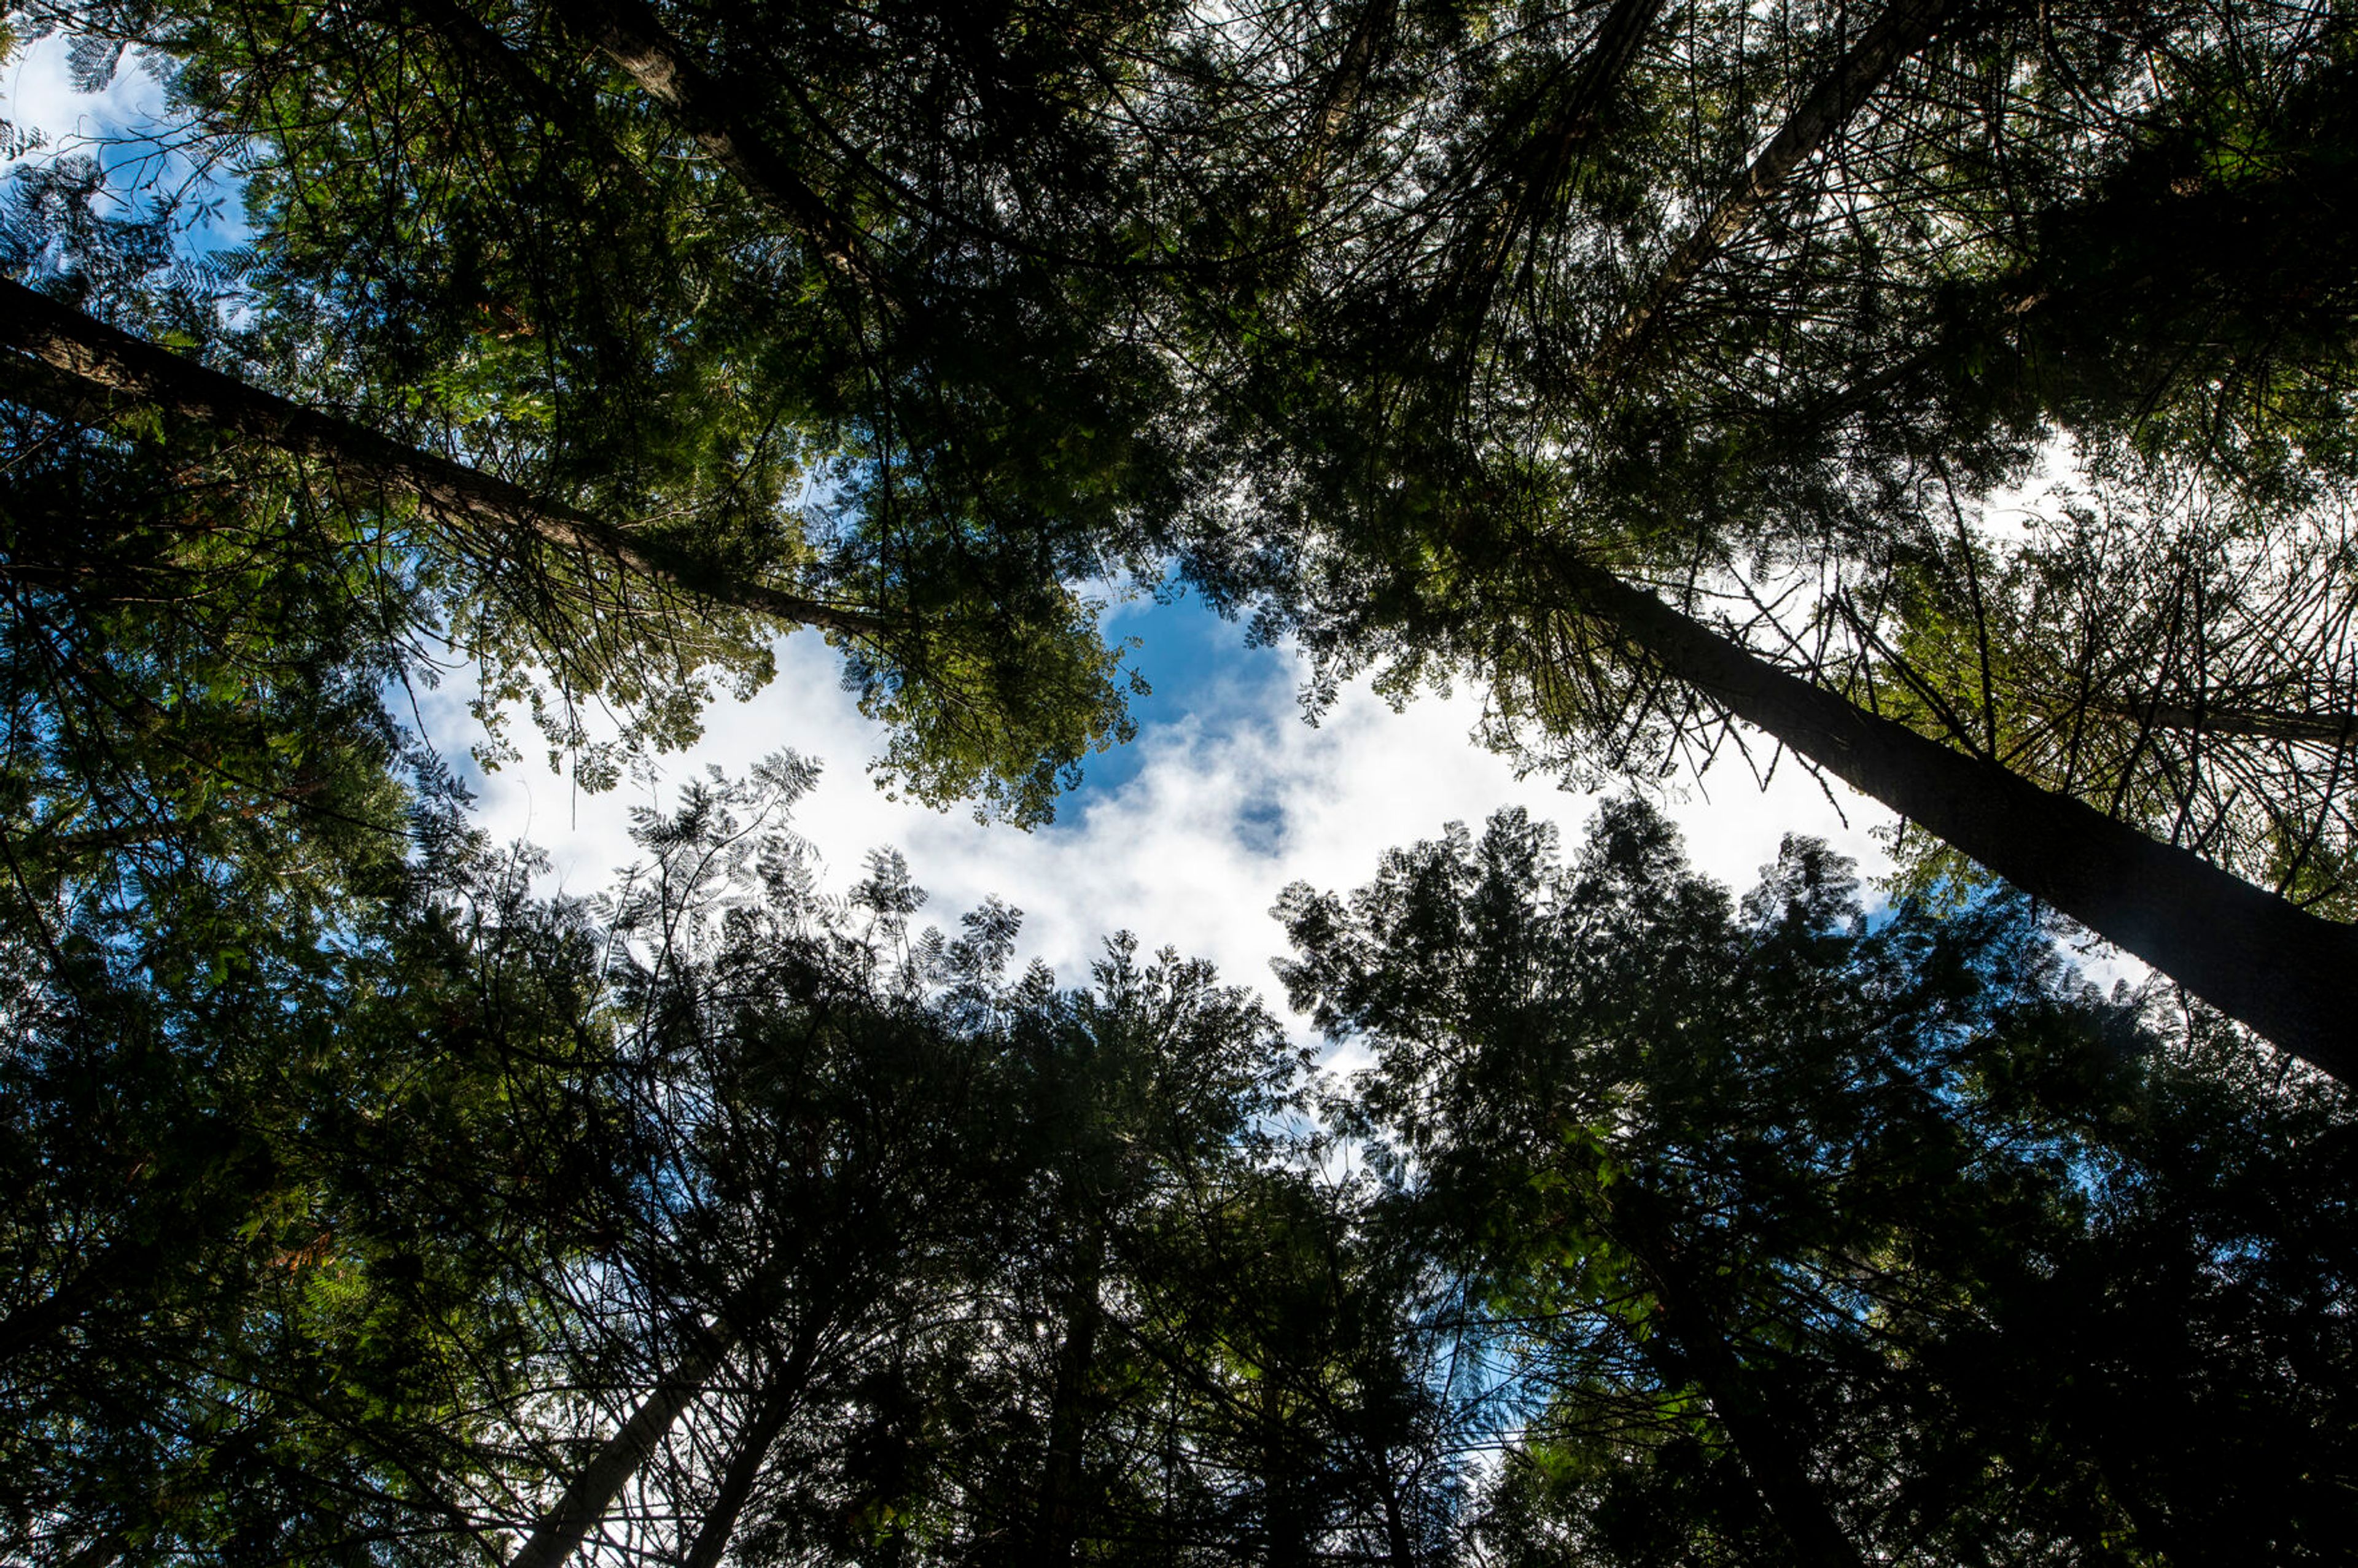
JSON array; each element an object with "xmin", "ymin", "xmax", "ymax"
[
  {"xmin": 5, "ymin": 0, "xmax": 2358, "ymax": 1560},
  {"xmin": 5, "ymin": 764, "xmax": 2348, "ymax": 1562},
  {"xmin": 6, "ymin": 0, "xmax": 2355, "ymax": 1060}
]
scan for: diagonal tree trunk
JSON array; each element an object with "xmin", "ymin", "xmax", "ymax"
[
  {"xmin": 510, "ymin": 1319, "xmax": 741, "ymax": 1568},
  {"xmin": 1543, "ymin": 545, "xmax": 2358, "ymax": 1081},
  {"xmin": 1436, "ymin": 0, "xmax": 1667, "ymax": 321},
  {"xmin": 1589, "ymin": 0, "xmax": 1959, "ymax": 378},
  {"xmin": 1613, "ymin": 1189, "xmax": 1868, "ymax": 1568},
  {"xmin": 1516, "ymin": 0, "xmax": 1667, "ymax": 194},
  {"xmin": 679, "ymin": 1329, "xmax": 820, "ymax": 1568},
  {"xmin": 391, "ymin": 0, "xmax": 646, "ymax": 190},
  {"xmin": 1289, "ymin": 0, "xmax": 1399, "ymax": 203},
  {"xmin": 550, "ymin": 0, "xmax": 880, "ymax": 286},
  {"xmin": 1, "ymin": 281, "xmax": 885, "ymax": 640}
]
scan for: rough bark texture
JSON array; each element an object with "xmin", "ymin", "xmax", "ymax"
[
  {"xmin": 1549, "ymin": 548, "xmax": 2358, "ymax": 1081},
  {"xmin": 1, "ymin": 280, "xmax": 882, "ymax": 638},
  {"xmin": 510, "ymin": 1321, "xmax": 739, "ymax": 1568},
  {"xmin": 1592, "ymin": 0, "xmax": 1957, "ymax": 373}
]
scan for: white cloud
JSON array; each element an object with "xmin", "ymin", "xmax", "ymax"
[
  {"xmin": 425, "ymin": 621, "xmax": 1902, "ymax": 1038},
  {"xmin": 6, "ymin": 33, "xmax": 170, "ymax": 167}
]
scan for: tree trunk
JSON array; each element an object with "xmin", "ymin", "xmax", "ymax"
[
  {"xmin": 1527, "ymin": 0, "xmax": 1665, "ymax": 179},
  {"xmin": 1, "ymin": 281, "xmax": 884, "ymax": 640},
  {"xmin": 1613, "ymin": 1190, "xmax": 1867, "ymax": 1568},
  {"xmin": 1033, "ymin": 1235, "xmax": 1108, "ymax": 1566},
  {"xmin": 511, "ymin": 1320, "xmax": 739, "ymax": 1568},
  {"xmin": 1261, "ymin": 1423, "xmax": 1315, "ymax": 1568},
  {"xmin": 2082, "ymin": 698, "xmax": 2358, "ymax": 749},
  {"xmin": 1590, "ymin": 0, "xmax": 1959, "ymax": 376},
  {"xmin": 1549, "ymin": 548, "xmax": 2358, "ymax": 1081},
  {"xmin": 0, "ymin": 1233, "xmax": 159, "ymax": 1365},
  {"xmin": 550, "ymin": 0, "xmax": 879, "ymax": 285},
  {"xmin": 1438, "ymin": 0, "xmax": 1664, "ymax": 322},
  {"xmin": 393, "ymin": 0, "xmax": 646, "ymax": 191},
  {"xmin": 679, "ymin": 1329, "xmax": 820, "ymax": 1568},
  {"xmin": 1377, "ymin": 1462, "xmax": 1417, "ymax": 1568}
]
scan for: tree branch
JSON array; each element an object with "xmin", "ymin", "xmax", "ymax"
[
  {"xmin": 1587, "ymin": 0, "xmax": 1959, "ymax": 379},
  {"xmin": 0, "ymin": 280, "xmax": 887, "ymax": 640}
]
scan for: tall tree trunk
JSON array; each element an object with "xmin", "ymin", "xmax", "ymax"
[
  {"xmin": 1289, "ymin": 0, "xmax": 1399, "ymax": 203},
  {"xmin": 510, "ymin": 1320, "xmax": 740, "ymax": 1568},
  {"xmin": 0, "ymin": 281, "xmax": 884, "ymax": 639},
  {"xmin": 1613, "ymin": 1190, "xmax": 1867, "ymax": 1568},
  {"xmin": 1033, "ymin": 1233, "xmax": 1108, "ymax": 1566},
  {"xmin": 0, "ymin": 1232, "xmax": 160, "ymax": 1365},
  {"xmin": 1590, "ymin": 0, "xmax": 1959, "ymax": 377},
  {"xmin": 1436, "ymin": 0, "xmax": 1665, "ymax": 327},
  {"xmin": 1377, "ymin": 1464, "xmax": 1417, "ymax": 1568},
  {"xmin": 1261, "ymin": 1403, "xmax": 1315, "ymax": 1568},
  {"xmin": 679, "ymin": 1330, "xmax": 819, "ymax": 1568},
  {"xmin": 1517, "ymin": 0, "xmax": 1666, "ymax": 190},
  {"xmin": 1547, "ymin": 548, "xmax": 2358, "ymax": 1080}
]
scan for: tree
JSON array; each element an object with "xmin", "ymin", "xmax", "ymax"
[
  {"xmin": 1281, "ymin": 798, "xmax": 2358, "ymax": 1564},
  {"xmin": 0, "ymin": 788, "xmax": 620, "ymax": 1561},
  {"xmin": 20, "ymin": 0, "xmax": 2358, "ymax": 1060},
  {"xmin": 4, "ymin": 0, "xmax": 1203, "ymax": 823},
  {"xmin": 1178, "ymin": 0, "xmax": 2358, "ymax": 1068}
]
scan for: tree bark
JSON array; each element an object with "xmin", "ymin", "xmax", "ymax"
[
  {"xmin": 0, "ymin": 1233, "xmax": 159, "ymax": 1365},
  {"xmin": 1530, "ymin": 0, "xmax": 1665, "ymax": 176},
  {"xmin": 1, "ymin": 281, "xmax": 885, "ymax": 640},
  {"xmin": 1546, "ymin": 547, "xmax": 2358, "ymax": 1081},
  {"xmin": 510, "ymin": 1319, "xmax": 739, "ymax": 1568},
  {"xmin": 1377, "ymin": 1461, "xmax": 1417, "ymax": 1568},
  {"xmin": 550, "ymin": 0, "xmax": 880, "ymax": 286},
  {"xmin": 1290, "ymin": 0, "xmax": 1398, "ymax": 202},
  {"xmin": 1590, "ymin": 0, "xmax": 1958, "ymax": 376}
]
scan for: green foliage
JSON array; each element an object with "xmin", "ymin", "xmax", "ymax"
[
  {"xmin": 1283, "ymin": 798, "xmax": 2358, "ymax": 1565},
  {"xmin": 7, "ymin": 0, "xmax": 2358, "ymax": 1558}
]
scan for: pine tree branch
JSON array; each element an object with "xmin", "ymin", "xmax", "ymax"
[
  {"xmin": 549, "ymin": 0, "xmax": 884, "ymax": 287},
  {"xmin": 1587, "ymin": 0, "xmax": 1959, "ymax": 381},
  {"xmin": 508, "ymin": 1319, "xmax": 739, "ymax": 1568},
  {"xmin": 394, "ymin": 0, "xmax": 648, "ymax": 191},
  {"xmin": 679, "ymin": 1331, "xmax": 817, "ymax": 1568}
]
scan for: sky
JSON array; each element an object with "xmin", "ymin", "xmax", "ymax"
[
  {"xmin": 414, "ymin": 591, "xmax": 1905, "ymax": 1022},
  {"xmin": 7, "ymin": 31, "xmax": 1923, "ymax": 1034}
]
